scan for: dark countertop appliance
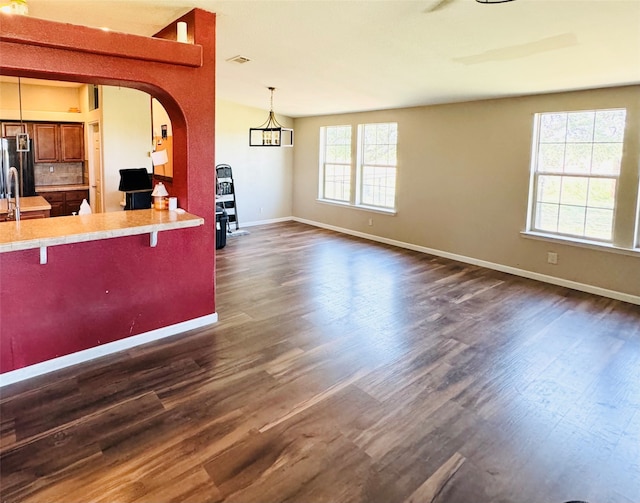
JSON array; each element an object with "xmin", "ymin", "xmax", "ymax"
[{"xmin": 118, "ymin": 168, "xmax": 152, "ymax": 210}]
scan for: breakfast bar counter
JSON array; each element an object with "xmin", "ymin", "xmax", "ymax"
[{"xmin": 0, "ymin": 209, "xmax": 204, "ymax": 258}]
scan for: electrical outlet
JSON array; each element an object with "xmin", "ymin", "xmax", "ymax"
[
  {"xmin": 547, "ymin": 252, "xmax": 558, "ymax": 265},
  {"xmin": 49, "ymin": 166, "xmax": 54, "ymax": 173},
  {"xmin": 368, "ymin": 218, "xmax": 373, "ymax": 226}
]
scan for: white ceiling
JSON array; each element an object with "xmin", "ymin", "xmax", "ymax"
[{"xmin": 15, "ymin": 0, "xmax": 640, "ymax": 117}]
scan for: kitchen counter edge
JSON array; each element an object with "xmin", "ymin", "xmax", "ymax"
[
  {"xmin": 35, "ymin": 184, "xmax": 90, "ymax": 192},
  {"xmin": 0, "ymin": 209, "xmax": 204, "ymax": 253}
]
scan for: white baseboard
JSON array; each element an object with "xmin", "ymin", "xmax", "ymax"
[
  {"xmin": 240, "ymin": 216, "xmax": 293, "ymax": 228},
  {"xmin": 0, "ymin": 313, "xmax": 218, "ymax": 387},
  {"xmin": 292, "ymin": 217, "xmax": 640, "ymax": 306}
]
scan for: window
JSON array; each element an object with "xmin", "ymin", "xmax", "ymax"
[
  {"xmin": 319, "ymin": 122, "xmax": 398, "ymax": 211},
  {"xmin": 320, "ymin": 125, "xmax": 351, "ymax": 202},
  {"xmin": 528, "ymin": 109, "xmax": 627, "ymax": 242},
  {"xmin": 358, "ymin": 122, "xmax": 398, "ymax": 209}
]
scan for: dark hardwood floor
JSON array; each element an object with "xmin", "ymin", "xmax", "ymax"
[{"xmin": 1, "ymin": 221, "xmax": 639, "ymax": 503}]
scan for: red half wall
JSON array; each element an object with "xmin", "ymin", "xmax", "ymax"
[{"xmin": 0, "ymin": 10, "xmax": 216, "ymax": 373}]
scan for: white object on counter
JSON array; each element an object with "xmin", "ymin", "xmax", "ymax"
[{"xmin": 78, "ymin": 199, "xmax": 92, "ymax": 215}]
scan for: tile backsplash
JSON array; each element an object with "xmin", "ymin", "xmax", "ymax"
[{"xmin": 34, "ymin": 162, "xmax": 84, "ymax": 186}]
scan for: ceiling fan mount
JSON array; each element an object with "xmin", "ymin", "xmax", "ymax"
[{"xmin": 425, "ymin": 0, "xmax": 516, "ymax": 13}]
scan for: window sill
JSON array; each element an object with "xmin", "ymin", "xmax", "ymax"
[
  {"xmin": 521, "ymin": 231, "xmax": 640, "ymax": 258},
  {"xmin": 316, "ymin": 198, "xmax": 397, "ymax": 216}
]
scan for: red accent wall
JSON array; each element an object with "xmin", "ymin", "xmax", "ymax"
[{"xmin": 0, "ymin": 10, "xmax": 216, "ymax": 373}]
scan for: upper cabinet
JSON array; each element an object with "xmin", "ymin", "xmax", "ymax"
[
  {"xmin": 33, "ymin": 123, "xmax": 59, "ymax": 162},
  {"xmin": 1, "ymin": 122, "xmax": 28, "ymax": 138},
  {"xmin": 1, "ymin": 121, "xmax": 85, "ymax": 163},
  {"xmin": 33, "ymin": 122, "xmax": 84, "ymax": 163},
  {"xmin": 60, "ymin": 124, "xmax": 84, "ymax": 162}
]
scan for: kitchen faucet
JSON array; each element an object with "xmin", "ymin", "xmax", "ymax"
[{"xmin": 7, "ymin": 166, "xmax": 20, "ymax": 222}]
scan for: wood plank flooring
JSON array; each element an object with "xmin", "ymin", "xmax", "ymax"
[{"xmin": 1, "ymin": 221, "xmax": 639, "ymax": 503}]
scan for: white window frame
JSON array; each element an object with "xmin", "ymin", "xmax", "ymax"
[
  {"xmin": 525, "ymin": 108, "xmax": 640, "ymax": 252},
  {"xmin": 318, "ymin": 125, "xmax": 352, "ymax": 203},
  {"xmin": 318, "ymin": 122, "xmax": 398, "ymax": 213},
  {"xmin": 356, "ymin": 122, "xmax": 398, "ymax": 211}
]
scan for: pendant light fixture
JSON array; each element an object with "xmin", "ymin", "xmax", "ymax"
[
  {"xmin": 16, "ymin": 77, "xmax": 29, "ymax": 153},
  {"xmin": 249, "ymin": 87, "xmax": 293, "ymax": 147}
]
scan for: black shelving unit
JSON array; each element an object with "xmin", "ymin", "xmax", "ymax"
[{"xmin": 215, "ymin": 164, "xmax": 239, "ymax": 232}]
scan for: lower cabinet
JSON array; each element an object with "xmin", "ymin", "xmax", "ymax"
[
  {"xmin": 20, "ymin": 209, "xmax": 51, "ymax": 220},
  {"xmin": 64, "ymin": 190, "xmax": 88, "ymax": 215},
  {"xmin": 40, "ymin": 191, "xmax": 65, "ymax": 217},
  {"xmin": 38, "ymin": 189, "xmax": 89, "ymax": 217}
]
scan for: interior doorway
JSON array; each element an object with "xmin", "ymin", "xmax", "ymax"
[{"xmin": 89, "ymin": 122, "xmax": 103, "ymax": 213}]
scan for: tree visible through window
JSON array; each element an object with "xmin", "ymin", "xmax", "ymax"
[
  {"xmin": 320, "ymin": 125, "xmax": 351, "ymax": 202},
  {"xmin": 529, "ymin": 109, "xmax": 626, "ymax": 241},
  {"xmin": 319, "ymin": 122, "xmax": 398, "ymax": 211},
  {"xmin": 358, "ymin": 122, "xmax": 398, "ymax": 209}
]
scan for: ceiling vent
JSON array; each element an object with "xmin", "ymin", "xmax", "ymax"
[{"xmin": 227, "ymin": 55, "xmax": 251, "ymax": 64}]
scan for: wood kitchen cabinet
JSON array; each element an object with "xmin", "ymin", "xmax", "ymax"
[
  {"xmin": 37, "ymin": 189, "xmax": 88, "ymax": 217},
  {"xmin": 1, "ymin": 122, "xmax": 29, "ymax": 138},
  {"xmin": 39, "ymin": 191, "xmax": 65, "ymax": 217},
  {"xmin": 64, "ymin": 189, "xmax": 88, "ymax": 215},
  {"xmin": 34, "ymin": 123, "xmax": 59, "ymax": 162},
  {"xmin": 19, "ymin": 209, "xmax": 51, "ymax": 220},
  {"xmin": 60, "ymin": 124, "xmax": 84, "ymax": 161},
  {"xmin": 33, "ymin": 122, "xmax": 84, "ymax": 163}
]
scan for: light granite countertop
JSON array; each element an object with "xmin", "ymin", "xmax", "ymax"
[
  {"xmin": 0, "ymin": 209, "xmax": 204, "ymax": 253},
  {"xmin": 0, "ymin": 196, "xmax": 51, "ymax": 215},
  {"xmin": 35, "ymin": 184, "xmax": 90, "ymax": 193}
]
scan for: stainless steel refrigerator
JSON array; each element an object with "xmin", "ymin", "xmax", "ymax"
[{"xmin": 0, "ymin": 137, "xmax": 36, "ymax": 199}]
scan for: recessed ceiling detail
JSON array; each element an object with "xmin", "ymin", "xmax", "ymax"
[{"xmin": 453, "ymin": 34, "xmax": 579, "ymax": 65}]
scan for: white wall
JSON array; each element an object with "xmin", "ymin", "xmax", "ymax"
[
  {"xmin": 215, "ymin": 100, "xmax": 293, "ymax": 225},
  {"xmin": 101, "ymin": 87, "xmax": 152, "ymax": 213},
  {"xmin": 152, "ymin": 99, "xmax": 172, "ymax": 137}
]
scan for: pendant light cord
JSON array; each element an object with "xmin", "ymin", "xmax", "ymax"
[
  {"xmin": 256, "ymin": 87, "xmax": 283, "ymax": 129},
  {"xmin": 15, "ymin": 76, "xmax": 25, "ymax": 199},
  {"xmin": 18, "ymin": 77, "xmax": 24, "ymax": 125}
]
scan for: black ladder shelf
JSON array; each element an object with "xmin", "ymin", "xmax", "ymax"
[{"xmin": 215, "ymin": 164, "xmax": 239, "ymax": 232}]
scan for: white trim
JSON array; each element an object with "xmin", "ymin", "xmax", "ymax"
[
  {"xmin": 0, "ymin": 313, "xmax": 218, "ymax": 387},
  {"xmin": 521, "ymin": 231, "xmax": 640, "ymax": 258},
  {"xmin": 293, "ymin": 217, "xmax": 640, "ymax": 306},
  {"xmin": 316, "ymin": 198, "xmax": 397, "ymax": 216},
  {"xmin": 241, "ymin": 216, "xmax": 293, "ymax": 228}
]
